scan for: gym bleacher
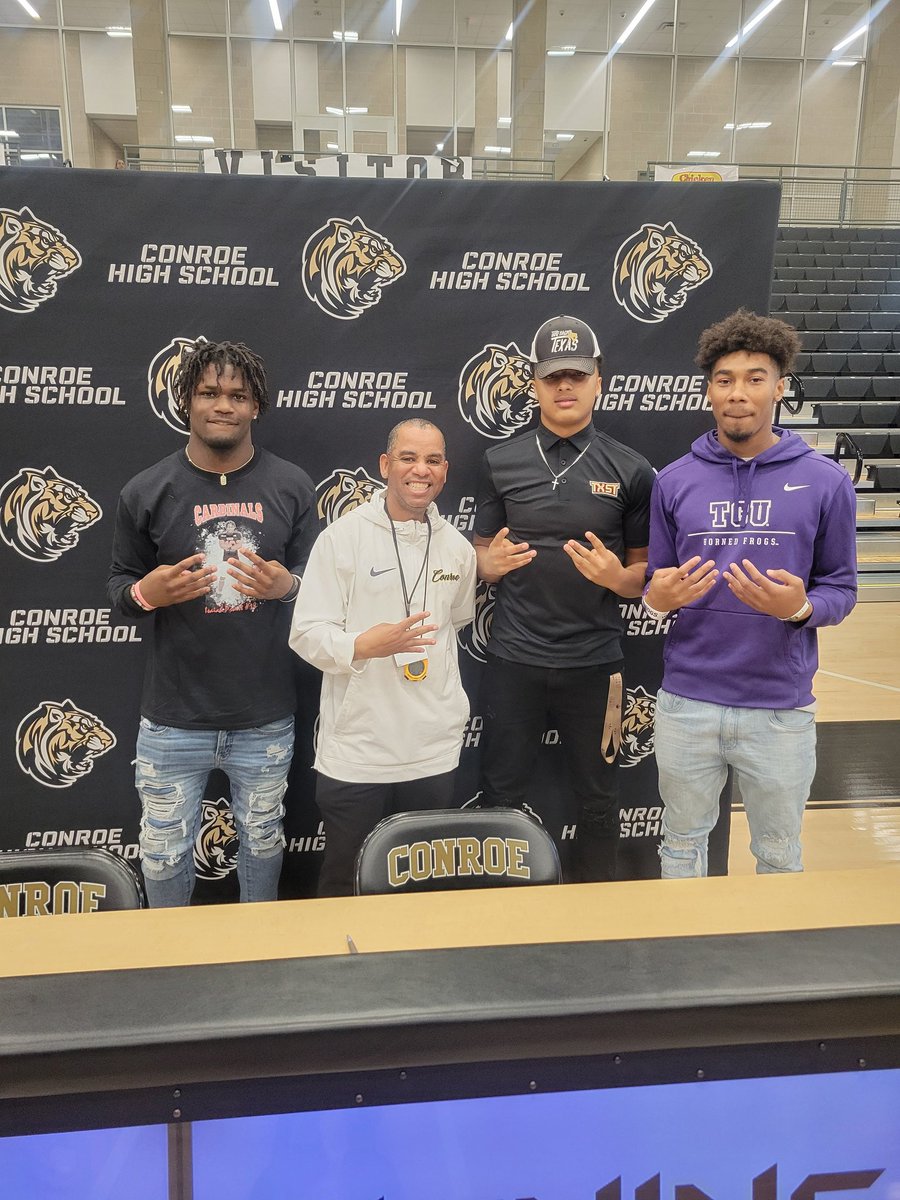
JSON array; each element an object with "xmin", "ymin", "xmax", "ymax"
[{"xmin": 772, "ymin": 226, "xmax": 900, "ymax": 599}]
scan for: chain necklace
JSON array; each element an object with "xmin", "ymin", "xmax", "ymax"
[
  {"xmin": 535, "ymin": 433, "xmax": 593, "ymax": 490},
  {"xmin": 185, "ymin": 446, "xmax": 255, "ymax": 486}
]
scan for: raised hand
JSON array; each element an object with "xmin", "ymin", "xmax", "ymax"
[
  {"xmin": 138, "ymin": 554, "xmax": 218, "ymax": 608},
  {"xmin": 563, "ymin": 531, "xmax": 622, "ymax": 588},
  {"xmin": 646, "ymin": 556, "xmax": 719, "ymax": 612},
  {"xmin": 353, "ymin": 611, "xmax": 439, "ymax": 661},
  {"xmin": 723, "ymin": 559, "xmax": 810, "ymax": 620},
  {"xmin": 476, "ymin": 527, "xmax": 536, "ymax": 582},
  {"xmin": 227, "ymin": 548, "xmax": 295, "ymax": 600}
]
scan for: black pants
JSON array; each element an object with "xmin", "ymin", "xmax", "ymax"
[
  {"xmin": 315, "ymin": 770, "xmax": 457, "ymax": 897},
  {"xmin": 480, "ymin": 653, "xmax": 623, "ymax": 884}
]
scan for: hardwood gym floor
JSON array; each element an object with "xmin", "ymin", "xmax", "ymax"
[{"xmin": 729, "ymin": 602, "xmax": 900, "ymax": 873}]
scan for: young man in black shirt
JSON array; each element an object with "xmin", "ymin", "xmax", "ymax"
[
  {"xmin": 108, "ymin": 341, "xmax": 317, "ymax": 907},
  {"xmin": 474, "ymin": 315, "xmax": 654, "ymax": 882}
]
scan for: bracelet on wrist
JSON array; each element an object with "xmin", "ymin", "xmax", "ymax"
[
  {"xmin": 641, "ymin": 595, "xmax": 670, "ymax": 622},
  {"xmin": 278, "ymin": 573, "xmax": 301, "ymax": 603},
  {"xmin": 781, "ymin": 598, "xmax": 812, "ymax": 623},
  {"xmin": 131, "ymin": 581, "xmax": 156, "ymax": 612}
]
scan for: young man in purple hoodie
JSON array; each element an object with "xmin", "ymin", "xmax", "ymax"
[{"xmin": 644, "ymin": 309, "xmax": 857, "ymax": 877}]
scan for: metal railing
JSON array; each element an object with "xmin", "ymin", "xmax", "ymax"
[
  {"xmin": 649, "ymin": 162, "xmax": 900, "ymax": 227},
  {"xmin": 121, "ymin": 146, "xmax": 555, "ymax": 180}
]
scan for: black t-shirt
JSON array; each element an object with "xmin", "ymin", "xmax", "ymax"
[
  {"xmin": 475, "ymin": 422, "xmax": 653, "ymax": 667},
  {"xmin": 107, "ymin": 447, "xmax": 318, "ymax": 729}
]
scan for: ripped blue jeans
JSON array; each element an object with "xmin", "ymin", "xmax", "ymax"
[
  {"xmin": 135, "ymin": 716, "xmax": 293, "ymax": 907},
  {"xmin": 654, "ymin": 689, "xmax": 817, "ymax": 877}
]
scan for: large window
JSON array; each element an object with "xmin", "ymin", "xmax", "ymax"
[{"xmin": 0, "ymin": 0, "xmax": 880, "ymax": 176}]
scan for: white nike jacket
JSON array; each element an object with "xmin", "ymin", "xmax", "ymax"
[{"xmin": 289, "ymin": 492, "xmax": 476, "ymax": 783}]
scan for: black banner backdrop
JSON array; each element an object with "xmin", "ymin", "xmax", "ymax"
[{"xmin": 0, "ymin": 169, "xmax": 779, "ymax": 898}]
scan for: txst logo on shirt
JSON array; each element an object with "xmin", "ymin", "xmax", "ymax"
[{"xmin": 590, "ymin": 480, "xmax": 621, "ymax": 497}]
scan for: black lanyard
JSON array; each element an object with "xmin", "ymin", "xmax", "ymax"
[{"xmin": 387, "ymin": 513, "xmax": 432, "ymax": 617}]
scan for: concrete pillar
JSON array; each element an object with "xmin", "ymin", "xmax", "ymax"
[
  {"xmin": 511, "ymin": 0, "xmax": 546, "ymax": 162},
  {"xmin": 473, "ymin": 49, "xmax": 499, "ymax": 158},
  {"xmin": 130, "ymin": 0, "xmax": 172, "ymax": 163},
  {"xmin": 855, "ymin": 3, "xmax": 900, "ymax": 221},
  {"xmin": 231, "ymin": 40, "xmax": 256, "ymax": 148},
  {"xmin": 63, "ymin": 32, "xmax": 92, "ymax": 166}
]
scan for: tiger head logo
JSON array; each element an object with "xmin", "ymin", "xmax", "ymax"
[
  {"xmin": 194, "ymin": 798, "xmax": 238, "ymax": 881},
  {"xmin": 0, "ymin": 207, "xmax": 82, "ymax": 314},
  {"xmin": 316, "ymin": 466, "xmax": 383, "ymax": 525},
  {"xmin": 457, "ymin": 343, "xmax": 536, "ymax": 440},
  {"xmin": 0, "ymin": 466, "xmax": 102, "ymax": 563},
  {"xmin": 16, "ymin": 700, "xmax": 116, "ymax": 789},
  {"xmin": 619, "ymin": 685, "xmax": 657, "ymax": 768},
  {"xmin": 612, "ymin": 223, "xmax": 712, "ymax": 324},
  {"xmin": 457, "ymin": 580, "xmax": 496, "ymax": 664},
  {"xmin": 147, "ymin": 335, "xmax": 208, "ymax": 434},
  {"xmin": 301, "ymin": 216, "xmax": 406, "ymax": 320}
]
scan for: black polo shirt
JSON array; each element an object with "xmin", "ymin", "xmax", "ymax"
[{"xmin": 475, "ymin": 421, "xmax": 654, "ymax": 668}]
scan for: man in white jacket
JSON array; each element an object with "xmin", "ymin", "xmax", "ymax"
[{"xmin": 290, "ymin": 419, "xmax": 477, "ymax": 895}]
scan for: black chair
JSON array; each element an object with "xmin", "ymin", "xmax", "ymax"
[
  {"xmin": 869, "ymin": 465, "xmax": 900, "ymax": 491},
  {"xmin": 835, "ymin": 376, "xmax": 873, "ymax": 399},
  {"xmin": 0, "ymin": 849, "xmax": 145, "ymax": 916},
  {"xmin": 354, "ymin": 808, "xmax": 562, "ymax": 896},
  {"xmin": 861, "ymin": 402, "xmax": 900, "ymax": 427},
  {"xmin": 814, "ymin": 403, "xmax": 861, "ymax": 427}
]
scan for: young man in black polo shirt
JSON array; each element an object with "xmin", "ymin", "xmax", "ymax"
[{"xmin": 474, "ymin": 315, "xmax": 654, "ymax": 882}]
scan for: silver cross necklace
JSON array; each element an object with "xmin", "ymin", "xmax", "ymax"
[{"xmin": 535, "ymin": 433, "xmax": 593, "ymax": 490}]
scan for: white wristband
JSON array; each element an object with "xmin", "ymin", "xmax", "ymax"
[
  {"xmin": 641, "ymin": 595, "xmax": 670, "ymax": 622},
  {"xmin": 782, "ymin": 599, "xmax": 812, "ymax": 623}
]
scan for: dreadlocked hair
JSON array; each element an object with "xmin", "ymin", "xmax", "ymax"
[
  {"xmin": 695, "ymin": 309, "xmax": 801, "ymax": 378},
  {"xmin": 173, "ymin": 341, "xmax": 270, "ymax": 420}
]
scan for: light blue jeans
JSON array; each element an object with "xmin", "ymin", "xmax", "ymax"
[
  {"xmin": 654, "ymin": 689, "xmax": 817, "ymax": 878},
  {"xmin": 135, "ymin": 716, "xmax": 293, "ymax": 907}
]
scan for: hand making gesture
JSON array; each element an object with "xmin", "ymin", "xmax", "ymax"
[
  {"xmin": 723, "ymin": 559, "xmax": 811, "ymax": 620},
  {"xmin": 645, "ymin": 555, "xmax": 719, "ymax": 613}
]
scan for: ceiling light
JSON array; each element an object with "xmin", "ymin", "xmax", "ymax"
[
  {"xmin": 333, "ymin": 29, "xmax": 358, "ymax": 40},
  {"xmin": 0, "ymin": 130, "xmax": 20, "ymax": 138},
  {"xmin": 557, "ymin": 133, "xmax": 574, "ymax": 141},
  {"xmin": 326, "ymin": 142, "xmax": 340, "ymax": 150},
  {"xmin": 484, "ymin": 145, "xmax": 511, "ymax": 154},
  {"xmin": 498, "ymin": 116, "xmax": 511, "ymax": 127},
  {"xmin": 614, "ymin": 0, "xmax": 657, "ymax": 50},
  {"xmin": 395, "ymin": 0, "xmax": 402, "ymax": 35},
  {"xmin": 726, "ymin": 0, "xmax": 784, "ymax": 50},
  {"xmin": 830, "ymin": 0, "xmax": 892, "ymax": 60},
  {"xmin": 724, "ymin": 121, "xmax": 771, "ymax": 130},
  {"xmin": 14, "ymin": 0, "xmax": 40, "ymax": 18},
  {"xmin": 171, "ymin": 105, "xmax": 192, "ymax": 114},
  {"xmin": 106, "ymin": 25, "xmax": 132, "ymax": 36},
  {"xmin": 687, "ymin": 150, "xmax": 721, "ymax": 157},
  {"xmin": 175, "ymin": 135, "xmax": 214, "ymax": 144},
  {"xmin": 22, "ymin": 152, "xmax": 52, "ymax": 159},
  {"xmin": 505, "ymin": 22, "xmax": 513, "ymax": 41},
  {"xmin": 325, "ymin": 106, "xmax": 343, "ymax": 116},
  {"xmin": 346, "ymin": 106, "xmax": 368, "ymax": 114},
  {"xmin": 547, "ymin": 46, "xmax": 576, "ymax": 56},
  {"xmin": 436, "ymin": 142, "xmax": 445, "ymax": 151},
  {"xmin": 831, "ymin": 58, "xmax": 860, "ymax": 67},
  {"xmin": 268, "ymin": 0, "xmax": 282, "ymax": 32}
]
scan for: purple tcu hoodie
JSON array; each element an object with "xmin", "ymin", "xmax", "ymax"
[{"xmin": 648, "ymin": 427, "xmax": 857, "ymax": 709}]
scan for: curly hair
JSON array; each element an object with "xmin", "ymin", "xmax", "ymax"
[
  {"xmin": 173, "ymin": 341, "xmax": 270, "ymax": 420},
  {"xmin": 695, "ymin": 309, "xmax": 800, "ymax": 378}
]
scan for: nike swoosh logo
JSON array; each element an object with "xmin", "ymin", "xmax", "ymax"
[
  {"xmin": 783, "ymin": 484, "xmax": 811, "ymax": 492},
  {"xmin": 370, "ymin": 566, "xmax": 396, "ymax": 577}
]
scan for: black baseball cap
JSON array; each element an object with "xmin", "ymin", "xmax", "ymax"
[{"xmin": 529, "ymin": 315, "xmax": 601, "ymax": 379}]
